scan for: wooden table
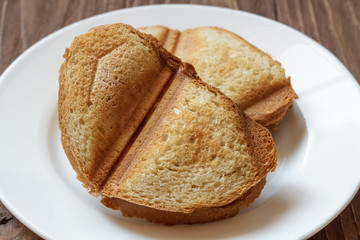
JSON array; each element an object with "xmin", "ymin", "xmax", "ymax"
[{"xmin": 0, "ymin": 0, "xmax": 359, "ymax": 239}]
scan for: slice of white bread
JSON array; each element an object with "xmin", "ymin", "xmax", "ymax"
[
  {"xmin": 58, "ymin": 23, "xmax": 277, "ymax": 225},
  {"xmin": 139, "ymin": 26, "xmax": 298, "ymax": 130}
]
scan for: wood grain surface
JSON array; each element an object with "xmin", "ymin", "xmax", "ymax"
[{"xmin": 0, "ymin": 0, "xmax": 359, "ymax": 239}]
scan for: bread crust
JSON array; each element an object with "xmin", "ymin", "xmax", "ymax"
[
  {"xmin": 101, "ymin": 179, "xmax": 266, "ymax": 225},
  {"xmin": 244, "ymin": 83, "xmax": 297, "ymax": 130}
]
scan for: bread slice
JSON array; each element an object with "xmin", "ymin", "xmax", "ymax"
[
  {"xmin": 58, "ymin": 23, "xmax": 181, "ymax": 192},
  {"xmin": 58, "ymin": 23, "xmax": 277, "ymax": 224},
  {"xmin": 139, "ymin": 26, "xmax": 298, "ymax": 130}
]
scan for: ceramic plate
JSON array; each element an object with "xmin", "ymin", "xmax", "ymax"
[{"xmin": 1, "ymin": 4, "xmax": 359, "ymax": 240}]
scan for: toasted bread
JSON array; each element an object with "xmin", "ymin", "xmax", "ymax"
[
  {"xmin": 139, "ymin": 26, "xmax": 297, "ymax": 130},
  {"xmin": 58, "ymin": 23, "xmax": 277, "ymax": 224}
]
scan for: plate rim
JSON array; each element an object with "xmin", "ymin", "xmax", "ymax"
[{"xmin": 0, "ymin": 4, "xmax": 359, "ymax": 240}]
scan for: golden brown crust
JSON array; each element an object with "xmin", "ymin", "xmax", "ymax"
[
  {"xmin": 244, "ymin": 83, "xmax": 298, "ymax": 130},
  {"xmin": 242, "ymin": 109, "xmax": 277, "ymax": 175},
  {"xmin": 101, "ymin": 179, "xmax": 266, "ymax": 225}
]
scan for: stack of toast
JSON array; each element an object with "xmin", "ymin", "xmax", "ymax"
[{"xmin": 58, "ymin": 23, "xmax": 296, "ymax": 225}]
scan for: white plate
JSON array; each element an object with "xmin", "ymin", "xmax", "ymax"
[{"xmin": 1, "ymin": 4, "xmax": 360, "ymax": 240}]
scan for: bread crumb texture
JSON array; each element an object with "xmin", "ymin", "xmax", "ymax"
[{"xmin": 175, "ymin": 27, "xmax": 287, "ymax": 109}]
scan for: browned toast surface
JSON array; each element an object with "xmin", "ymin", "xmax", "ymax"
[
  {"xmin": 100, "ymin": 64, "xmax": 276, "ymax": 213},
  {"xmin": 139, "ymin": 25, "xmax": 297, "ymax": 130}
]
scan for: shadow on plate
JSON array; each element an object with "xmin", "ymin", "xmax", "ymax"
[{"xmin": 272, "ymin": 102, "xmax": 308, "ymax": 165}]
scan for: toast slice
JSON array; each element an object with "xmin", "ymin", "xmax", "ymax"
[
  {"xmin": 139, "ymin": 26, "xmax": 298, "ymax": 130},
  {"xmin": 58, "ymin": 23, "xmax": 277, "ymax": 224}
]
